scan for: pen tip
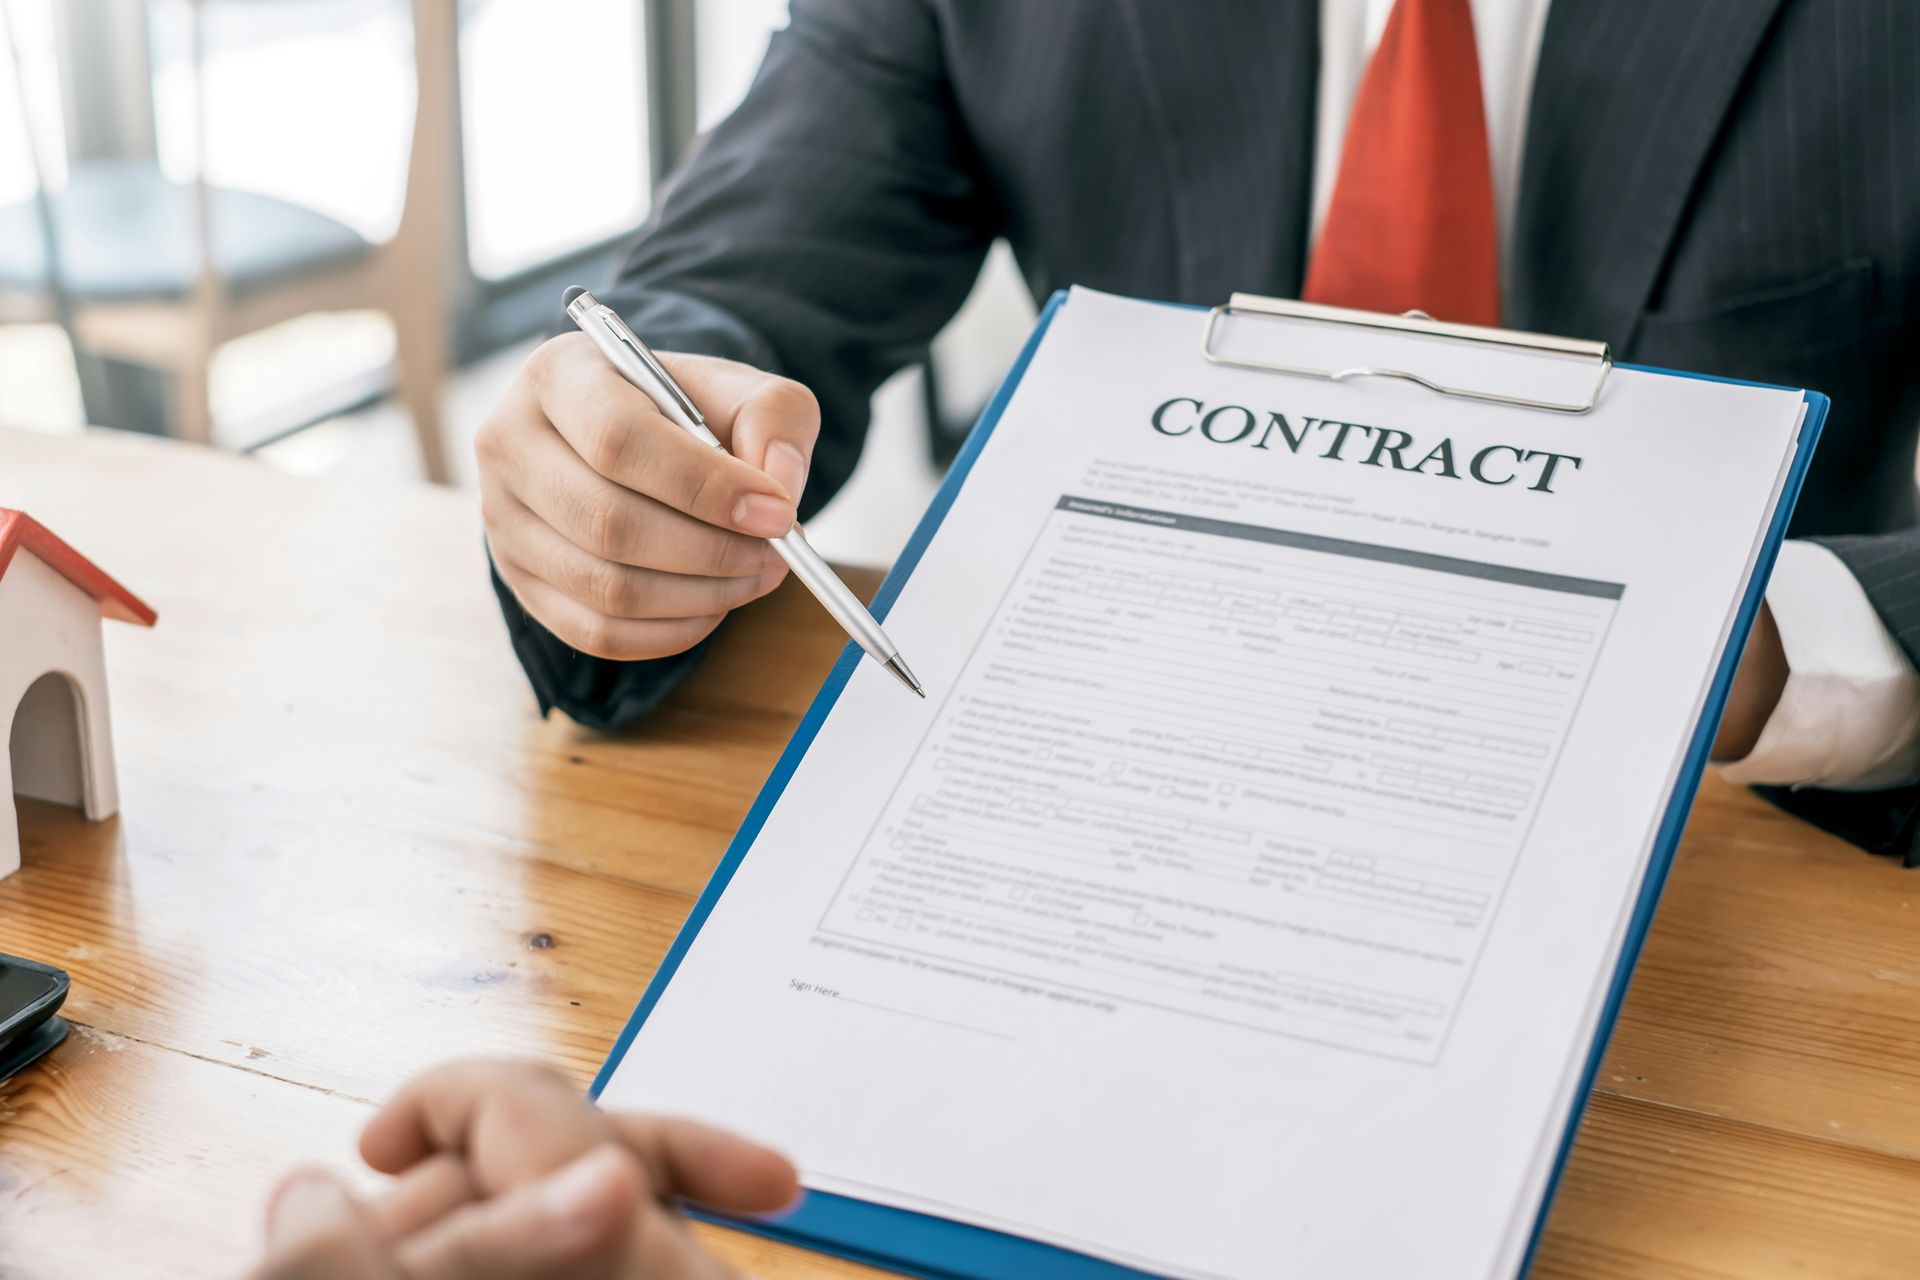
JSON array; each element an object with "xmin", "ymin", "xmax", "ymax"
[
  {"xmin": 883, "ymin": 655, "xmax": 925, "ymax": 698},
  {"xmin": 562, "ymin": 285, "xmax": 589, "ymax": 309}
]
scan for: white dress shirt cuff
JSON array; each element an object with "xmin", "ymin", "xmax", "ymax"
[{"xmin": 1719, "ymin": 541, "xmax": 1920, "ymax": 791}]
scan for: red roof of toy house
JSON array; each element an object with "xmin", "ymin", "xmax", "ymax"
[{"xmin": 0, "ymin": 510, "xmax": 157, "ymax": 626}]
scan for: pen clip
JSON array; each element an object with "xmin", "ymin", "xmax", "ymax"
[{"xmin": 597, "ymin": 308, "xmax": 706, "ymax": 429}]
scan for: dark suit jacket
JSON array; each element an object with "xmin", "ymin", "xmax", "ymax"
[{"xmin": 494, "ymin": 0, "xmax": 1920, "ymax": 862}]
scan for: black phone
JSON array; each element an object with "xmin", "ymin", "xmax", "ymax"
[{"xmin": 0, "ymin": 953, "xmax": 70, "ymax": 1080}]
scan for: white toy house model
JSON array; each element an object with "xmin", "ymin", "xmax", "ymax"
[{"xmin": 1, "ymin": 510, "xmax": 155, "ymax": 880}]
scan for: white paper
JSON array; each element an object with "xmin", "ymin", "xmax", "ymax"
[{"xmin": 600, "ymin": 289, "xmax": 1805, "ymax": 1279}]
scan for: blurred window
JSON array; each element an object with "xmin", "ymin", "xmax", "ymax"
[
  {"xmin": 148, "ymin": 0, "xmax": 411, "ymax": 239},
  {"xmin": 460, "ymin": 0, "xmax": 650, "ymax": 280},
  {"xmin": 144, "ymin": 0, "xmax": 651, "ymax": 280},
  {"xmin": 694, "ymin": 0, "xmax": 787, "ymax": 133},
  {"xmin": 0, "ymin": 0, "xmax": 70, "ymax": 203},
  {"xmin": 3, "ymin": 1, "xmax": 785, "ymax": 307}
]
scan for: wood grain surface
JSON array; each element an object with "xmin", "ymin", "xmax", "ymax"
[{"xmin": 1, "ymin": 428, "xmax": 1917, "ymax": 1278}]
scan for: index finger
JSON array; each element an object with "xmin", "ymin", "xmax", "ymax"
[{"xmin": 605, "ymin": 1113, "xmax": 800, "ymax": 1215}]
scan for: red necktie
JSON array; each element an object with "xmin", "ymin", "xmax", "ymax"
[{"xmin": 1302, "ymin": 0, "xmax": 1501, "ymax": 325}]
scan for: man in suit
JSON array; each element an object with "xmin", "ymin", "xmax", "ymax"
[{"xmin": 476, "ymin": 0, "xmax": 1920, "ymax": 862}]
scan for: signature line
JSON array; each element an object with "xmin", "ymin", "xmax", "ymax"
[{"xmin": 837, "ymin": 996, "xmax": 1017, "ymax": 1041}]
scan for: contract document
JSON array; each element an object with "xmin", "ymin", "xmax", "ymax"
[{"xmin": 596, "ymin": 288, "xmax": 1822, "ymax": 1279}]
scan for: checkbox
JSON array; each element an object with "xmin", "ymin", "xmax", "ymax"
[
  {"xmin": 1009, "ymin": 886, "xmax": 1027, "ymax": 901},
  {"xmin": 1132, "ymin": 911, "xmax": 1150, "ymax": 926},
  {"xmin": 1037, "ymin": 748, "xmax": 1053, "ymax": 761},
  {"xmin": 1218, "ymin": 782, "xmax": 1237, "ymax": 796}
]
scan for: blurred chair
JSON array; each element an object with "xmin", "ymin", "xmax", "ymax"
[{"xmin": 0, "ymin": 0, "xmax": 456, "ymax": 482}]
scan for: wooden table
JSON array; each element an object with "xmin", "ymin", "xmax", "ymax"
[{"xmin": 2, "ymin": 428, "xmax": 1918, "ymax": 1279}]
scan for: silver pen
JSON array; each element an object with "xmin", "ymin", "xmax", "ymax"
[{"xmin": 563, "ymin": 287, "xmax": 925, "ymax": 698}]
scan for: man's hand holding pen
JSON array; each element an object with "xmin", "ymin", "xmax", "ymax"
[{"xmin": 478, "ymin": 333, "xmax": 816, "ymax": 662}]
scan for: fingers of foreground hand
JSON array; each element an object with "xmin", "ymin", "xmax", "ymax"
[
  {"xmin": 397, "ymin": 1144, "xmax": 642, "ymax": 1280},
  {"xmin": 606, "ymin": 1113, "xmax": 801, "ymax": 1215},
  {"xmin": 624, "ymin": 1198, "xmax": 753, "ymax": 1280},
  {"xmin": 360, "ymin": 1062, "xmax": 606, "ymax": 1186},
  {"xmin": 524, "ymin": 336, "xmax": 802, "ymax": 536},
  {"xmin": 359, "ymin": 1063, "xmax": 797, "ymax": 1215},
  {"xmin": 366, "ymin": 1154, "xmax": 478, "ymax": 1242},
  {"xmin": 250, "ymin": 1168, "xmax": 403, "ymax": 1280}
]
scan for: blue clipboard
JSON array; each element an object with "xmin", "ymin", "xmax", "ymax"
[{"xmin": 592, "ymin": 289, "xmax": 1827, "ymax": 1280}]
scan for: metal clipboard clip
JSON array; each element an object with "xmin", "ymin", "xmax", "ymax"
[{"xmin": 1200, "ymin": 293, "xmax": 1614, "ymax": 414}]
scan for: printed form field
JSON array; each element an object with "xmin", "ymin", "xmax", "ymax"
[{"xmin": 820, "ymin": 496, "xmax": 1622, "ymax": 1063}]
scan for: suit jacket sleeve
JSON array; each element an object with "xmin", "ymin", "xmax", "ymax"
[
  {"xmin": 497, "ymin": 0, "xmax": 997, "ymax": 729},
  {"xmin": 1760, "ymin": 530, "xmax": 1920, "ymax": 867}
]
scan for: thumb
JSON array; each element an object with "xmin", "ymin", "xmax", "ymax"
[
  {"xmin": 254, "ymin": 1168, "xmax": 404, "ymax": 1279},
  {"xmin": 397, "ymin": 1144, "xmax": 643, "ymax": 1280}
]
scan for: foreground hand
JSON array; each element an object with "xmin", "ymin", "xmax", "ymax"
[
  {"xmin": 479, "ymin": 335, "xmax": 821, "ymax": 660},
  {"xmin": 249, "ymin": 1060, "xmax": 800, "ymax": 1279}
]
